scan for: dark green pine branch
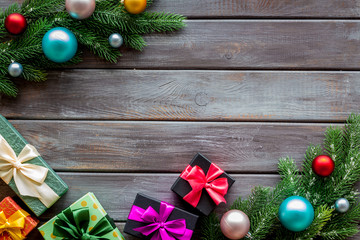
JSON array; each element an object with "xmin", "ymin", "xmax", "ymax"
[{"xmin": 0, "ymin": 75, "xmax": 17, "ymax": 97}]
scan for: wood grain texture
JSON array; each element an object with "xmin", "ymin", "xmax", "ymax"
[
  {"xmin": 71, "ymin": 21, "xmax": 360, "ymax": 70},
  {"xmin": 6, "ymin": 120, "xmax": 330, "ymax": 173},
  {"xmin": 0, "ymin": 173, "xmax": 281, "ymax": 220},
  {"xmin": 2, "ymin": 0, "xmax": 360, "ymax": 18},
  {"xmin": 1, "ymin": 70, "xmax": 358, "ymax": 121}
]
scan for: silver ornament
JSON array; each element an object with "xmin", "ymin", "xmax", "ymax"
[
  {"xmin": 8, "ymin": 62, "xmax": 23, "ymax": 77},
  {"xmin": 335, "ymin": 198, "xmax": 350, "ymax": 213},
  {"xmin": 66, "ymin": 0, "xmax": 96, "ymax": 20},
  {"xmin": 109, "ymin": 33, "xmax": 123, "ymax": 48}
]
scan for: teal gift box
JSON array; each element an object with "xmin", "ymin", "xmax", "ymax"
[
  {"xmin": 0, "ymin": 115, "xmax": 68, "ymax": 216},
  {"xmin": 38, "ymin": 192, "xmax": 125, "ymax": 240}
]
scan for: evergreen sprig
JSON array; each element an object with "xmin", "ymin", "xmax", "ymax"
[
  {"xmin": 201, "ymin": 114, "xmax": 360, "ymax": 240},
  {"xmin": 0, "ymin": 0, "xmax": 185, "ymax": 97}
]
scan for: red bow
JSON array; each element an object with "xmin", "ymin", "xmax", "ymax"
[{"xmin": 180, "ymin": 163, "xmax": 228, "ymax": 207}]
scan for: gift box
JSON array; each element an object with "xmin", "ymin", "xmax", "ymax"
[
  {"xmin": 38, "ymin": 192, "xmax": 124, "ymax": 240},
  {"xmin": 124, "ymin": 193, "xmax": 198, "ymax": 239},
  {"xmin": 171, "ymin": 153, "xmax": 235, "ymax": 215},
  {"xmin": 0, "ymin": 196, "xmax": 39, "ymax": 240},
  {"xmin": 0, "ymin": 115, "xmax": 68, "ymax": 216}
]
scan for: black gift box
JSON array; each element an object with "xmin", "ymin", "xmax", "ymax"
[
  {"xmin": 124, "ymin": 193, "xmax": 199, "ymax": 239},
  {"xmin": 171, "ymin": 153, "xmax": 235, "ymax": 216}
]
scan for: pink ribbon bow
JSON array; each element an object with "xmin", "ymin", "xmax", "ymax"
[{"xmin": 128, "ymin": 201, "xmax": 193, "ymax": 240}]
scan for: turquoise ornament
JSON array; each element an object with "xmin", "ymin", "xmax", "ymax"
[
  {"xmin": 42, "ymin": 27, "xmax": 78, "ymax": 63},
  {"xmin": 278, "ymin": 196, "xmax": 314, "ymax": 232}
]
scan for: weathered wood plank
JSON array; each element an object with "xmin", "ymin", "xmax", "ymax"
[
  {"xmin": 6, "ymin": 120, "xmax": 330, "ymax": 173},
  {"xmin": 1, "ymin": 173, "xmax": 360, "ymax": 239},
  {"xmin": 2, "ymin": 21, "xmax": 360, "ymax": 69},
  {"xmin": 0, "ymin": 173, "xmax": 280, "ymax": 220},
  {"xmin": 0, "ymin": 173, "xmax": 359, "ymax": 220},
  {"xmin": 1, "ymin": 70, "xmax": 358, "ymax": 121},
  {"xmin": 2, "ymin": 0, "xmax": 360, "ymax": 18},
  {"xmin": 73, "ymin": 21, "xmax": 360, "ymax": 69}
]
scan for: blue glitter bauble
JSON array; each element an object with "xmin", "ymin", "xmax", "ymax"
[
  {"xmin": 42, "ymin": 27, "xmax": 78, "ymax": 63},
  {"xmin": 279, "ymin": 196, "xmax": 314, "ymax": 232}
]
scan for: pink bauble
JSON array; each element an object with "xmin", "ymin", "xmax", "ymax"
[
  {"xmin": 220, "ymin": 210, "xmax": 250, "ymax": 239},
  {"xmin": 66, "ymin": 0, "xmax": 96, "ymax": 20}
]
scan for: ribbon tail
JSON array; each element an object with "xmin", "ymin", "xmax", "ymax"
[
  {"xmin": 13, "ymin": 172, "xmax": 59, "ymax": 208},
  {"xmin": 158, "ymin": 228, "xmax": 176, "ymax": 240},
  {"xmin": 183, "ymin": 189, "xmax": 202, "ymax": 208},
  {"xmin": 170, "ymin": 229, "xmax": 193, "ymax": 240},
  {"xmin": 206, "ymin": 188, "xmax": 227, "ymax": 205},
  {"xmin": 5, "ymin": 229, "xmax": 24, "ymax": 240}
]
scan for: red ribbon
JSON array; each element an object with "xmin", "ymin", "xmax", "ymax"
[{"xmin": 180, "ymin": 163, "xmax": 228, "ymax": 207}]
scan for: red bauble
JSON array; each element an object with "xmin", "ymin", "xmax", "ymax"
[
  {"xmin": 312, "ymin": 155, "xmax": 335, "ymax": 177},
  {"xmin": 5, "ymin": 13, "xmax": 27, "ymax": 35}
]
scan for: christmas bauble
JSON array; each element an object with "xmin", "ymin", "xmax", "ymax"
[
  {"xmin": 66, "ymin": 0, "xmax": 96, "ymax": 20},
  {"xmin": 335, "ymin": 198, "xmax": 350, "ymax": 213},
  {"xmin": 8, "ymin": 62, "xmax": 23, "ymax": 77},
  {"xmin": 42, "ymin": 27, "xmax": 78, "ymax": 63},
  {"xmin": 109, "ymin": 33, "xmax": 123, "ymax": 48},
  {"xmin": 220, "ymin": 210, "xmax": 250, "ymax": 239},
  {"xmin": 279, "ymin": 196, "xmax": 314, "ymax": 232},
  {"xmin": 4, "ymin": 13, "xmax": 27, "ymax": 35},
  {"xmin": 124, "ymin": 0, "xmax": 147, "ymax": 14},
  {"xmin": 312, "ymin": 155, "xmax": 335, "ymax": 177}
]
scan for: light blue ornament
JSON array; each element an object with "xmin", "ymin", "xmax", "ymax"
[
  {"xmin": 108, "ymin": 33, "xmax": 123, "ymax": 48},
  {"xmin": 335, "ymin": 198, "xmax": 350, "ymax": 213},
  {"xmin": 42, "ymin": 27, "xmax": 78, "ymax": 63},
  {"xmin": 279, "ymin": 196, "xmax": 314, "ymax": 232},
  {"xmin": 8, "ymin": 62, "xmax": 23, "ymax": 77}
]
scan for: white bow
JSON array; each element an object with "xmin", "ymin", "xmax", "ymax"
[{"xmin": 0, "ymin": 135, "xmax": 59, "ymax": 208}]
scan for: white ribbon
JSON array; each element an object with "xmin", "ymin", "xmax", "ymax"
[{"xmin": 0, "ymin": 135, "xmax": 59, "ymax": 208}]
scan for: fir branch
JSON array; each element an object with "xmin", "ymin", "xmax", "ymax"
[
  {"xmin": 0, "ymin": 75, "xmax": 17, "ymax": 97},
  {"xmin": 22, "ymin": 64, "xmax": 47, "ymax": 82},
  {"xmin": 200, "ymin": 214, "xmax": 225, "ymax": 240},
  {"xmin": 123, "ymin": 33, "xmax": 146, "ymax": 50},
  {"xmin": 141, "ymin": 12, "xmax": 186, "ymax": 33},
  {"xmin": 21, "ymin": 0, "xmax": 65, "ymax": 18}
]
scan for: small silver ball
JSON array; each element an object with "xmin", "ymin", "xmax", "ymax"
[
  {"xmin": 8, "ymin": 62, "xmax": 23, "ymax": 77},
  {"xmin": 66, "ymin": 0, "xmax": 96, "ymax": 20},
  {"xmin": 109, "ymin": 33, "xmax": 123, "ymax": 48},
  {"xmin": 335, "ymin": 198, "xmax": 350, "ymax": 213}
]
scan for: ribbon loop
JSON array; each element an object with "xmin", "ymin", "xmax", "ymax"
[
  {"xmin": 0, "ymin": 210, "xmax": 28, "ymax": 240},
  {"xmin": 128, "ymin": 201, "xmax": 193, "ymax": 240},
  {"xmin": 0, "ymin": 135, "xmax": 60, "ymax": 207},
  {"xmin": 180, "ymin": 163, "xmax": 229, "ymax": 207},
  {"xmin": 53, "ymin": 207, "xmax": 115, "ymax": 240}
]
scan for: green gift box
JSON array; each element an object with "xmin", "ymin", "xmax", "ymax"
[
  {"xmin": 0, "ymin": 115, "xmax": 68, "ymax": 216},
  {"xmin": 38, "ymin": 192, "xmax": 125, "ymax": 240}
]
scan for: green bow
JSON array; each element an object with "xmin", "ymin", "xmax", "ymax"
[{"xmin": 53, "ymin": 207, "xmax": 116, "ymax": 240}]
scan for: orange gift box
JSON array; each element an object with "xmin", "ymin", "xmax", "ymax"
[{"xmin": 0, "ymin": 197, "xmax": 39, "ymax": 240}]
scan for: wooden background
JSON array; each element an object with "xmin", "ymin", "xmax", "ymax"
[{"xmin": 1, "ymin": 0, "xmax": 360, "ymax": 239}]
